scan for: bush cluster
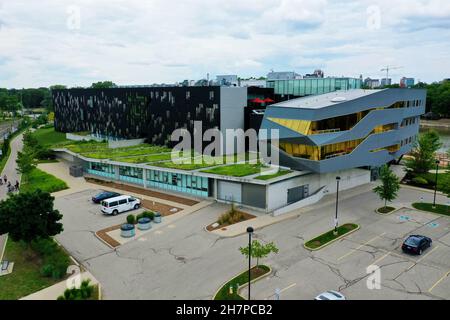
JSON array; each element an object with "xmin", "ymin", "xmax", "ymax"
[
  {"xmin": 31, "ymin": 238, "xmax": 71, "ymax": 279},
  {"xmin": 136, "ymin": 211, "xmax": 155, "ymax": 222},
  {"xmin": 218, "ymin": 209, "xmax": 244, "ymax": 226},
  {"xmin": 57, "ymin": 280, "xmax": 95, "ymax": 300},
  {"xmin": 412, "ymin": 176, "xmax": 428, "ymax": 185}
]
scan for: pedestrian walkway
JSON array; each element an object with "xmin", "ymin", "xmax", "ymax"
[{"xmin": 0, "ymin": 133, "xmax": 24, "ymax": 262}]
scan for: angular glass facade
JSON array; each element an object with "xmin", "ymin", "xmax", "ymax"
[
  {"xmin": 119, "ymin": 166, "xmax": 144, "ymax": 185},
  {"xmin": 87, "ymin": 162, "xmax": 116, "ymax": 179}
]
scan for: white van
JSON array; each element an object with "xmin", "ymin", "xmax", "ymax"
[{"xmin": 101, "ymin": 195, "xmax": 141, "ymax": 215}]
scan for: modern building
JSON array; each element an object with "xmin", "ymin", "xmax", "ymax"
[
  {"xmin": 260, "ymin": 89, "xmax": 426, "ymax": 174},
  {"xmin": 364, "ymin": 77, "xmax": 380, "ymax": 89},
  {"xmin": 238, "ymin": 79, "xmax": 266, "ymax": 88},
  {"xmin": 400, "ymin": 77, "xmax": 415, "ymax": 88},
  {"xmin": 380, "ymin": 78, "xmax": 392, "ymax": 87},
  {"xmin": 266, "ymin": 77, "xmax": 362, "ymax": 99}
]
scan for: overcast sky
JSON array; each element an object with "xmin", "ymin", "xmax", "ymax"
[{"xmin": 0, "ymin": 0, "xmax": 449, "ymax": 88}]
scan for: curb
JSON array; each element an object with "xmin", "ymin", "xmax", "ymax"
[
  {"xmin": 303, "ymin": 224, "xmax": 361, "ymax": 251},
  {"xmin": 0, "ymin": 234, "xmax": 8, "ymax": 263},
  {"xmin": 374, "ymin": 206, "xmax": 401, "ymax": 215},
  {"xmin": 211, "ymin": 266, "xmax": 272, "ymax": 300}
]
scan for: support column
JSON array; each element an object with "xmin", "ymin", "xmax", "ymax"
[{"xmin": 143, "ymin": 169, "xmax": 148, "ymax": 188}]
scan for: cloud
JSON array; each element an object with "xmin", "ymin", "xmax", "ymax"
[{"xmin": 0, "ymin": 0, "xmax": 449, "ymax": 88}]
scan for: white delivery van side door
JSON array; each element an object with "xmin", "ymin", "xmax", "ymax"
[{"xmin": 118, "ymin": 198, "xmax": 128, "ymax": 213}]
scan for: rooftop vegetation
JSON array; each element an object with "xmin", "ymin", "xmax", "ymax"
[{"xmin": 201, "ymin": 163, "xmax": 266, "ymax": 177}]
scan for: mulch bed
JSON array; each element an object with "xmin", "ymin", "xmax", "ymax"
[
  {"xmin": 141, "ymin": 199, "xmax": 182, "ymax": 216},
  {"xmin": 85, "ymin": 177, "xmax": 199, "ymax": 206},
  {"xmin": 206, "ymin": 210, "xmax": 256, "ymax": 231},
  {"xmin": 95, "ymin": 225, "xmax": 121, "ymax": 248}
]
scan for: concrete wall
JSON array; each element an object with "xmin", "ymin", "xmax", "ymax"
[
  {"xmin": 267, "ymin": 168, "xmax": 370, "ymax": 211},
  {"xmin": 273, "ymin": 186, "xmax": 327, "ymax": 216},
  {"xmin": 219, "ymin": 87, "xmax": 247, "ymax": 155}
]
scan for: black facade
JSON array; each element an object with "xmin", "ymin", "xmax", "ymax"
[{"xmin": 53, "ymin": 86, "xmax": 221, "ymax": 147}]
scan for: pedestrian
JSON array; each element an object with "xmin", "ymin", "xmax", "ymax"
[
  {"xmin": 15, "ymin": 180, "xmax": 19, "ymax": 191},
  {"xmin": 3, "ymin": 174, "xmax": 7, "ymax": 183}
]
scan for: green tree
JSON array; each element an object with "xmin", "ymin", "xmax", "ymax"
[
  {"xmin": 91, "ymin": 81, "xmax": 117, "ymax": 89},
  {"xmin": 405, "ymin": 130, "xmax": 442, "ymax": 174},
  {"xmin": 16, "ymin": 150, "xmax": 36, "ymax": 175},
  {"xmin": 0, "ymin": 190, "xmax": 63, "ymax": 243},
  {"xmin": 373, "ymin": 165, "xmax": 400, "ymax": 210},
  {"xmin": 239, "ymin": 240, "xmax": 279, "ymax": 267}
]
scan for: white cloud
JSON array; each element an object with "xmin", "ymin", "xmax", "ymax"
[{"xmin": 0, "ymin": 0, "xmax": 449, "ymax": 87}]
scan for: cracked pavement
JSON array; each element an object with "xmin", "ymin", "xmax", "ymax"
[{"xmin": 55, "ymin": 186, "xmax": 450, "ymax": 300}]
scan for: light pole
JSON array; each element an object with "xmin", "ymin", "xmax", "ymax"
[
  {"xmin": 433, "ymin": 160, "xmax": 439, "ymax": 208},
  {"xmin": 334, "ymin": 176, "xmax": 341, "ymax": 235},
  {"xmin": 246, "ymin": 226, "xmax": 254, "ymax": 300}
]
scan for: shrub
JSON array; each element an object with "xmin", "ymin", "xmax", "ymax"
[
  {"xmin": 217, "ymin": 209, "xmax": 244, "ymax": 225},
  {"xmin": 412, "ymin": 176, "xmax": 428, "ymax": 185},
  {"xmin": 126, "ymin": 214, "xmax": 136, "ymax": 224},
  {"xmin": 30, "ymin": 238, "xmax": 70, "ymax": 279},
  {"xmin": 58, "ymin": 280, "xmax": 95, "ymax": 300},
  {"xmin": 142, "ymin": 211, "xmax": 155, "ymax": 220}
]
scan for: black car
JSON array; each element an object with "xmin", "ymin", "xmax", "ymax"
[
  {"xmin": 92, "ymin": 191, "xmax": 121, "ymax": 204},
  {"xmin": 402, "ymin": 235, "xmax": 432, "ymax": 255}
]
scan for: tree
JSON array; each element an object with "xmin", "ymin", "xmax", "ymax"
[
  {"xmin": 0, "ymin": 190, "xmax": 63, "ymax": 243},
  {"xmin": 16, "ymin": 150, "xmax": 36, "ymax": 175},
  {"xmin": 91, "ymin": 81, "xmax": 117, "ymax": 89},
  {"xmin": 405, "ymin": 130, "xmax": 442, "ymax": 174},
  {"xmin": 373, "ymin": 165, "xmax": 400, "ymax": 210},
  {"xmin": 240, "ymin": 240, "xmax": 279, "ymax": 268}
]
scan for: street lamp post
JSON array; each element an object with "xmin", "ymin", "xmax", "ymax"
[
  {"xmin": 246, "ymin": 226, "xmax": 254, "ymax": 300},
  {"xmin": 433, "ymin": 160, "xmax": 439, "ymax": 208},
  {"xmin": 334, "ymin": 177, "xmax": 341, "ymax": 235}
]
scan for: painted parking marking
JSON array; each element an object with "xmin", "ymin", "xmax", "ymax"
[
  {"xmin": 429, "ymin": 269, "xmax": 450, "ymax": 293},
  {"xmin": 399, "ymin": 215, "xmax": 410, "ymax": 221},
  {"xmin": 405, "ymin": 245, "xmax": 440, "ymax": 271},
  {"xmin": 427, "ymin": 222, "xmax": 439, "ymax": 228},
  {"xmin": 155, "ymin": 230, "xmax": 163, "ymax": 235},
  {"xmin": 337, "ymin": 232, "xmax": 386, "ymax": 262},
  {"xmin": 371, "ymin": 252, "xmax": 390, "ymax": 266},
  {"xmin": 264, "ymin": 283, "xmax": 297, "ymax": 300}
]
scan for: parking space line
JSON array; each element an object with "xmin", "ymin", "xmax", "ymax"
[
  {"xmin": 264, "ymin": 283, "xmax": 297, "ymax": 300},
  {"xmin": 337, "ymin": 232, "xmax": 386, "ymax": 262},
  {"xmin": 429, "ymin": 269, "xmax": 450, "ymax": 293},
  {"xmin": 372, "ymin": 252, "xmax": 390, "ymax": 266},
  {"xmin": 401, "ymin": 245, "xmax": 440, "ymax": 272}
]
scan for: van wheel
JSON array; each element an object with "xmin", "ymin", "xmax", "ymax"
[
  {"xmin": 134, "ymin": 204, "xmax": 140, "ymax": 210},
  {"xmin": 112, "ymin": 210, "xmax": 119, "ymax": 216}
]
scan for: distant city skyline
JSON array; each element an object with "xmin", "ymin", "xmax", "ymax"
[{"xmin": 0, "ymin": 0, "xmax": 449, "ymax": 88}]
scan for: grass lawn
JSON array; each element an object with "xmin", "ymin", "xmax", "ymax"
[
  {"xmin": 21, "ymin": 168, "xmax": 68, "ymax": 193},
  {"xmin": 31, "ymin": 126, "xmax": 69, "ymax": 147},
  {"xmin": 118, "ymin": 152, "xmax": 174, "ymax": 164},
  {"xmin": 411, "ymin": 172, "xmax": 450, "ymax": 194},
  {"xmin": 202, "ymin": 163, "xmax": 266, "ymax": 177},
  {"xmin": 214, "ymin": 265, "xmax": 270, "ymax": 300},
  {"xmin": 412, "ymin": 202, "xmax": 450, "ymax": 216},
  {"xmin": 304, "ymin": 223, "xmax": 359, "ymax": 250},
  {"xmin": 0, "ymin": 240, "xmax": 62, "ymax": 300},
  {"xmin": 254, "ymin": 170, "xmax": 292, "ymax": 180}
]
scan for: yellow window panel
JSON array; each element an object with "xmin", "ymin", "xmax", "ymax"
[{"xmin": 267, "ymin": 117, "xmax": 312, "ymax": 135}]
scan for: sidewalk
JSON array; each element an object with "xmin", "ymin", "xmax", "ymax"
[
  {"xmin": 0, "ymin": 133, "xmax": 24, "ymax": 262},
  {"xmin": 20, "ymin": 271, "xmax": 100, "ymax": 300}
]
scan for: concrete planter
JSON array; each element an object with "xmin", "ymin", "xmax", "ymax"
[
  {"xmin": 153, "ymin": 212, "xmax": 162, "ymax": 224},
  {"xmin": 120, "ymin": 224, "xmax": 135, "ymax": 238},
  {"xmin": 137, "ymin": 217, "xmax": 152, "ymax": 230}
]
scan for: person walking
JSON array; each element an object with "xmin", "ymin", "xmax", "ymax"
[
  {"xmin": 3, "ymin": 174, "xmax": 7, "ymax": 184},
  {"xmin": 15, "ymin": 180, "xmax": 19, "ymax": 191}
]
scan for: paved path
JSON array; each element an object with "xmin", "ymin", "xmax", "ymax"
[{"xmin": 0, "ymin": 133, "xmax": 23, "ymax": 261}]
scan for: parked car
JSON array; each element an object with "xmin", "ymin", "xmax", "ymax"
[
  {"xmin": 92, "ymin": 191, "xmax": 121, "ymax": 204},
  {"xmin": 101, "ymin": 195, "xmax": 141, "ymax": 216},
  {"xmin": 402, "ymin": 235, "xmax": 432, "ymax": 255},
  {"xmin": 314, "ymin": 290, "xmax": 346, "ymax": 300}
]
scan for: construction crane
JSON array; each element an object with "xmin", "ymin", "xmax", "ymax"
[{"xmin": 380, "ymin": 65, "xmax": 404, "ymax": 83}]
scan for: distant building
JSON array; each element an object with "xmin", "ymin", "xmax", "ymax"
[
  {"xmin": 381, "ymin": 78, "xmax": 392, "ymax": 87},
  {"xmin": 400, "ymin": 77, "xmax": 415, "ymax": 88},
  {"xmin": 266, "ymin": 77, "xmax": 362, "ymax": 98},
  {"xmin": 239, "ymin": 79, "xmax": 266, "ymax": 88},
  {"xmin": 364, "ymin": 77, "xmax": 380, "ymax": 89},
  {"xmin": 216, "ymin": 75, "xmax": 238, "ymax": 86},
  {"xmin": 304, "ymin": 69, "xmax": 324, "ymax": 78},
  {"xmin": 267, "ymin": 71, "xmax": 301, "ymax": 81}
]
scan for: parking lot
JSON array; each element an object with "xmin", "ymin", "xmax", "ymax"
[
  {"xmin": 54, "ymin": 184, "xmax": 450, "ymax": 300},
  {"xmin": 243, "ymin": 207, "xmax": 450, "ymax": 300}
]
